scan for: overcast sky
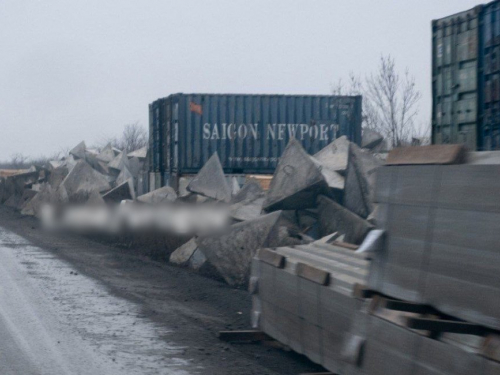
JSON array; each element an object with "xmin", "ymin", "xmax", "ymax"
[{"xmin": 0, "ymin": 0, "xmax": 481, "ymax": 160}]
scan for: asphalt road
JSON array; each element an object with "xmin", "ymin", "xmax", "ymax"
[
  {"xmin": 0, "ymin": 226, "xmax": 190, "ymax": 375},
  {"xmin": 0, "ymin": 206, "xmax": 321, "ymax": 375}
]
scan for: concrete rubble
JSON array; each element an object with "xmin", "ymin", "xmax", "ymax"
[{"xmin": 0, "ymin": 135, "xmax": 387, "ymax": 288}]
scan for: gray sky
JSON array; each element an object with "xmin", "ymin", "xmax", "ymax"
[{"xmin": 0, "ymin": 0, "xmax": 481, "ymax": 160}]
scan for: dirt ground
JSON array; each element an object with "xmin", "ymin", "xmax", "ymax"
[{"xmin": 0, "ymin": 205, "xmax": 323, "ymax": 375}]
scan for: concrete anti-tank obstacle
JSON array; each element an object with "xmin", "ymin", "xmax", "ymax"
[
  {"xmin": 343, "ymin": 143, "xmax": 383, "ymax": 219},
  {"xmin": 137, "ymin": 186, "xmax": 177, "ymax": 204},
  {"xmin": 263, "ymin": 139, "xmax": 329, "ymax": 211},
  {"xmin": 61, "ymin": 160, "xmax": 111, "ymax": 201},
  {"xmin": 187, "ymin": 152, "xmax": 232, "ymax": 202},
  {"xmin": 317, "ymin": 195, "xmax": 373, "ymax": 245}
]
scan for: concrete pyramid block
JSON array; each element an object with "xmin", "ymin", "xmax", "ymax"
[
  {"xmin": 86, "ymin": 191, "xmax": 106, "ymax": 206},
  {"xmin": 230, "ymin": 177, "xmax": 241, "ymax": 196},
  {"xmin": 311, "ymin": 156, "xmax": 345, "ymax": 190},
  {"xmin": 17, "ymin": 189, "xmax": 38, "ymax": 211},
  {"xmin": 177, "ymin": 177, "xmax": 191, "ymax": 197},
  {"xmin": 86, "ymin": 148, "xmax": 99, "ymax": 156},
  {"xmin": 63, "ymin": 155, "xmax": 78, "ymax": 172},
  {"xmin": 21, "ymin": 184, "xmax": 54, "ymax": 217},
  {"xmin": 229, "ymin": 197, "xmax": 265, "ymax": 222},
  {"xmin": 96, "ymin": 144, "xmax": 116, "ymax": 163},
  {"xmin": 85, "ymin": 152, "xmax": 108, "ymax": 175},
  {"xmin": 313, "ymin": 135, "xmax": 351, "ymax": 174},
  {"xmin": 108, "ymin": 152, "xmax": 130, "ymax": 172},
  {"xmin": 196, "ymin": 211, "xmax": 298, "ymax": 286},
  {"xmin": 127, "ymin": 146, "xmax": 147, "ymax": 160},
  {"xmin": 116, "ymin": 166, "xmax": 134, "ymax": 187},
  {"xmin": 61, "ymin": 160, "xmax": 111, "ymax": 201},
  {"xmin": 128, "ymin": 157, "xmax": 142, "ymax": 178},
  {"xmin": 188, "ymin": 249, "xmax": 208, "ymax": 271},
  {"xmin": 48, "ymin": 160, "xmax": 64, "ymax": 170},
  {"xmin": 48, "ymin": 166, "xmax": 69, "ymax": 190},
  {"xmin": 137, "ymin": 186, "xmax": 177, "ymax": 204},
  {"xmin": 344, "ymin": 143, "xmax": 383, "ymax": 219},
  {"xmin": 263, "ymin": 139, "xmax": 326, "ymax": 211},
  {"xmin": 317, "ymin": 195, "xmax": 373, "ymax": 245},
  {"xmin": 95, "ymin": 160, "xmax": 110, "ymax": 175},
  {"xmin": 232, "ymin": 179, "xmax": 263, "ymax": 204},
  {"xmin": 102, "ymin": 179, "xmax": 135, "ymax": 203},
  {"xmin": 362, "ymin": 129, "xmax": 384, "ymax": 150},
  {"xmin": 4, "ymin": 194, "xmax": 21, "ymax": 208},
  {"xmin": 187, "ymin": 153, "xmax": 231, "ymax": 202},
  {"xmin": 55, "ymin": 184, "xmax": 69, "ymax": 205},
  {"xmin": 170, "ymin": 238, "xmax": 198, "ymax": 265},
  {"xmin": 69, "ymin": 141, "xmax": 86, "ymax": 160}
]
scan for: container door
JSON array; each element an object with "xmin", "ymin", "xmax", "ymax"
[{"xmin": 432, "ymin": 8, "xmax": 480, "ymax": 150}]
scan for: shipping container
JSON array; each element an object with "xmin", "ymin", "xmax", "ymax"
[
  {"xmin": 432, "ymin": 0, "xmax": 500, "ymax": 151},
  {"xmin": 432, "ymin": 5, "xmax": 482, "ymax": 150},
  {"xmin": 149, "ymin": 93, "xmax": 362, "ymax": 188},
  {"xmin": 481, "ymin": 0, "xmax": 500, "ymax": 149}
]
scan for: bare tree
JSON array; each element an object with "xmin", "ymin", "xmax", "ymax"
[
  {"xmin": 365, "ymin": 56, "xmax": 421, "ymax": 148},
  {"xmin": 102, "ymin": 122, "xmax": 148, "ymax": 153},
  {"xmin": 332, "ymin": 55, "xmax": 422, "ymax": 148},
  {"xmin": 8, "ymin": 153, "xmax": 29, "ymax": 168}
]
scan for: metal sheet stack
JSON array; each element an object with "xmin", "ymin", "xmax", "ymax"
[
  {"xmin": 369, "ymin": 163, "xmax": 500, "ymax": 329},
  {"xmin": 250, "ymin": 242, "xmax": 369, "ymax": 373}
]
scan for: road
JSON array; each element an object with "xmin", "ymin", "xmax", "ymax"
[
  {"xmin": 0, "ymin": 226, "xmax": 189, "ymax": 375},
  {"xmin": 0, "ymin": 206, "xmax": 322, "ymax": 375}
]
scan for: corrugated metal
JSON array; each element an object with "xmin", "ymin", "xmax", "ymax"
[
  {"xmin": 432, "ymin": 6, "xmax": 482, "ymax": 151},
  {"xmin": 432, "ymin": 0, "xmax": 500, "ymax": 151},
  {"xmin": 149, "ymin": 93, "xmax": 362, "ymax": 179},
  {"xmin": 481, "ymin": 0, "xmax": 500, "ymax": 149}
]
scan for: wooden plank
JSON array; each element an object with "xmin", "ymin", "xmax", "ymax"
[
  {"xmin": 386, "ymin": 144, "xmax": 466, "ymax": 165},
  {"xmin": 383, "ymin": 299, "xmax": 435, "ymax": 315},
  {"xmin": 218, "ymin": 330, "xmax": 271, "ymax": 342},
  {"xmin": 296, "ymin": 262, "xmax": 330, "ymax": 286},
  {"xmin": 352, "ymin": 283, "xmax": 376, "ymax": 299},
  {"xmin": 405, "ymin": 317, "xmax": 487, "ymax": 335},
  {"xmin": 257, "ymin": 248, "xmax": 285, "ymax": 268}
]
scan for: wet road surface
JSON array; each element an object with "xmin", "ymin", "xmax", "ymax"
[{"xmin": 0, "ymin": 226, "xmax": 191, "ymax": 375}]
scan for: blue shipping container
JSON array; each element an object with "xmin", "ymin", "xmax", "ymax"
[
  {"xmin": 149, "ymin": 93, "xmax": 362, "ymax": 183},
  {"xmin": 432, "ymin": 0, "xmax": 500, "ymax": 150}
]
